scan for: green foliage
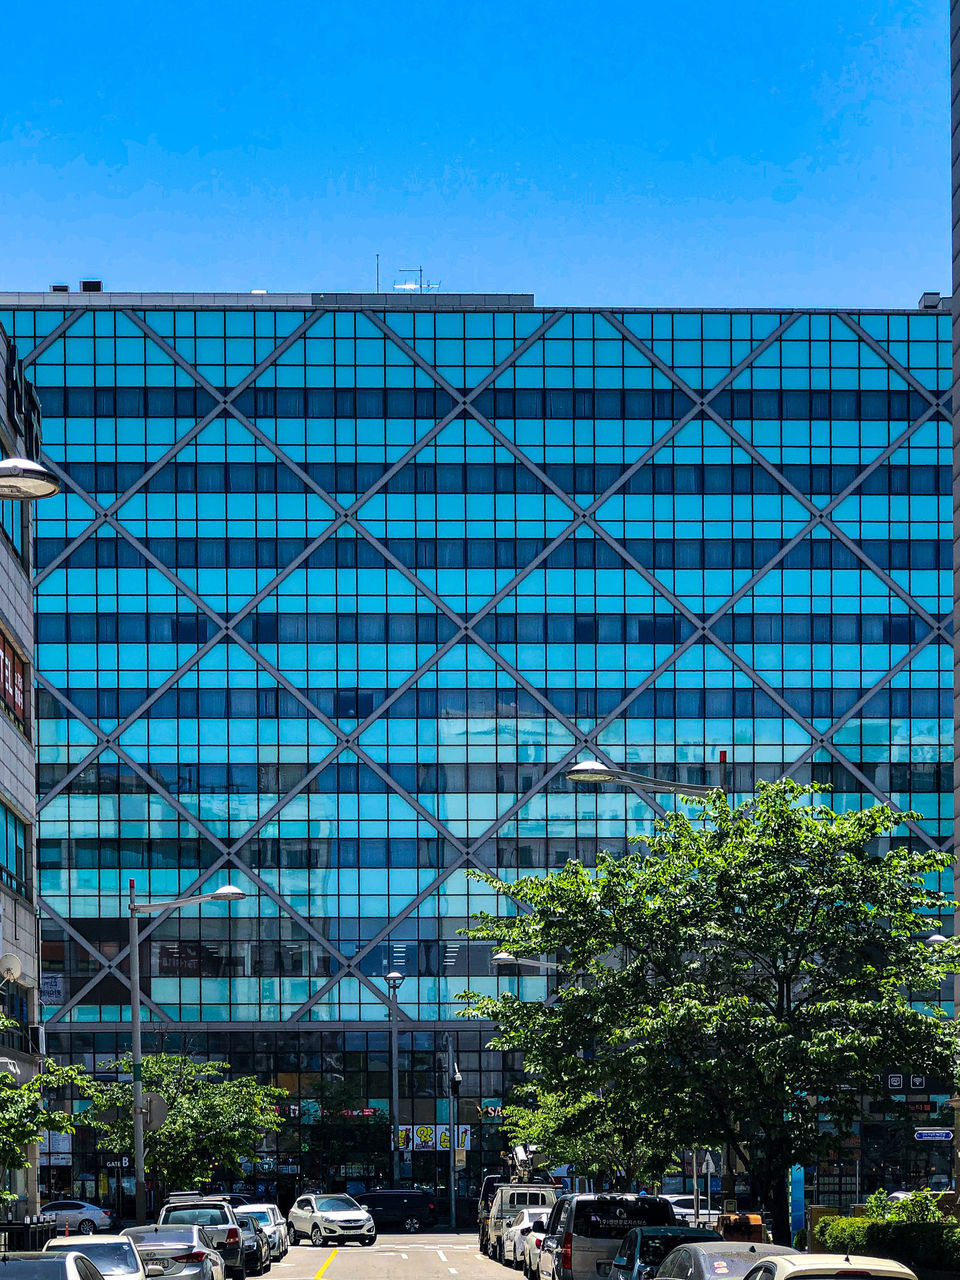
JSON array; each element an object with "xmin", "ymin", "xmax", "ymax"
[
  {"xmin": 863, "ymin": 1188, "xmax": 892, "ymax": 1220},
  {"xmin": 460, "ymin": 780, "xmax": 960, "ymax": 1242},
  {"xmin": 0, "ymin": 1027, "xmax": 89, "ymax": 1203},
  {"xmin": 816, "ymin": 1217, "xmax": 960, "ymax": 1271},
  {"xmin": 502, "ymin": 1084, "xmax": 673, "ymax": 1187},
  {"xmin": 791, "ymin": 1228, "xmax": 807, "ymax": 1250},
  {"xmin": 82, "ymin": 1053, "xmax": 286, "ymax": 1194},
  {"xmin": 886, "ymin": 1190, "xmax": 947, "ymax": 1223}
]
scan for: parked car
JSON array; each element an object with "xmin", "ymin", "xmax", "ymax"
[
  {"xmin": 356, "ymin": 1189, "xmax": 438, "ymax": 1233},
  {"xmin": 234, "ymin": 1215, "xmax": 271, "ymax": 1276},
  {"xmin": 0, "ymin": 1253, "xmax": 108, "ymax": 1280},
  {"xmin": 503, "ymin": 1208, "xmax": 545, "ymax": 1268},
  {"xmin": 611, "ymin": 1227, "xmax": 723, "ymax": 1280},
  {"xmin": 287, "ymin": 1193, "xmax": 376, "ymax": 1247},
  {"xmin": 655, "ymin": 1242, "xmax": 797, "ymax": 1280},
  {"xmin": 740, "ymin": 1256, "xmax": 916, "ymax": 1280},
  {"xmin": 157, "ymin": 1199, "xmax": 244, "ymax": 1280},
  {"xmin": 661, "ymin": 1197, "xmax": 722, "ymax": 1227},
  {"xmin": 541, "ymin": 1193, "xmax": 679, "ymax": 1280},
  {"xmin": 123, "ymin": 1225, "xmax": 227, "ymax": 1280},
  {"xmin": 521, "ymin": 1214, "xmax": 551, "ymax": 1279},
  {"xmin": 239, "ymin": 1206, "xmax": 288, "ymax": 1259},
  {"xmin": 44, "ymin": 1236, "xmax": 156, "ymax": 1279},
  {"xmin": 41, "ymin": 1202, "xmax": 115, "ymax": 1236},
  {"xmin": 488, "ymin": 1185, "xmax": 558, "ymax": 1262}
]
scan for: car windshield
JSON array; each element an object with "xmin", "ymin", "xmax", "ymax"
[
  {"xmin": 164, "ymin": 1208, "xmax": 229, "ymax": 1226},
  {"xmin": 575, "ymin": 1199, "xmax": 673, "ymax": 1238},
  {"xmin": 700, "ymin": 1254, "xmax": 778, "ymax": 1277},
  {"xmin": 127, "ymin": 1228, "xmax": 196, "ymax": 1244},
  {"xmin": 315, "ymin": 1196, "xmax": 360, "ymax": 1212},
  {"xmin": 47, "ymin": 1242, "xmax": 138, "ymax": 1275},
  {"xmin": 638, "ymin": 1236, "xmax": 715, "ymax": 1266}
]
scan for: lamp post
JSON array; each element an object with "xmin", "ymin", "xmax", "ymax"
[
  {"xmin": 441, "ymin": 1033, "xmax": 462, "ymax": 1231},
  {"xmin": 385, "ymin": 971, "xmax": 405, "ymax": 1186},
  {"xmin": 565, "ymin": 759, "xmax": 718, "ymax": 799},
  {"xmin": 128, "ymin": 880, "xmax": 246, "ymax": 1224}
]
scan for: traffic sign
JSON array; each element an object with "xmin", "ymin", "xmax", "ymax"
[
  {"xmin": 914, "ymin": 1129, "xmax": 953, "ymax": 1141},
  {"xmin": 701, "ymin": 1154, "xmax": 716, "ymax": 1175}
]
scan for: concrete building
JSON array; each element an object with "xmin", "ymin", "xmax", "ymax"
[{"xmin": 0, "ymin": 323, "xmax": 44, "ymax": 1205}]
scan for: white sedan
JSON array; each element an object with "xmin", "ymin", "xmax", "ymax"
[
  {"xmin": 503, "ymin": 1209, "xmax": 542, "ymax": 1269},
  {"xmin": 44, "ymin": 1236, "xmax": 159, "ymax": 1279}
]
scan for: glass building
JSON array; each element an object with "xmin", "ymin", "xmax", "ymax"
[{"xmin": 0, "ymin": 289, "xmax": 952, "ymax": 1204}]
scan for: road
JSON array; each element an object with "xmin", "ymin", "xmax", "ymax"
[{"xmin": 272, "ymin": 1232, "xmax": 503, "ymax": 1279}]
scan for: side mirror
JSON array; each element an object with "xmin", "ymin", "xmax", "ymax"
[
  {"xmin": 613, "ymin": 1258, "xmax": 628, "ymax": 1269},
  {"xmin": 359, "ymin": 1204, "xmax": 369, "ymax": 1210}
]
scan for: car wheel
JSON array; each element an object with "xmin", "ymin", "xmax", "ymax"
[
  {"xmin": 311, "ymin": 1225, "xmax": 323, "ymax": 1247},
  {"xmin": 286, "ymin": 1225, "xmax": 297, "ymax": 1245},
  {"xmin": 78, "ymin": 1219, "xmax": 96, "ymax": 1236},
  {"xmin": 403, "ymin": 1215, "xmax": 421, "ymax": 1233},
  {"xmin": 497, "ymin": 1239, "xmax": 505, "ymax": 1265}
]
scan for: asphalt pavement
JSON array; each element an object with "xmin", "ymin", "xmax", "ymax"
[{"xmin": 274, "ymin": 1232, "xmax": 503, "ymax": 1279}]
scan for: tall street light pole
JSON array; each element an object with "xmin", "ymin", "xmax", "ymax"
[
  {"xmin": 128, "ymin": 881, "xmax": 246, "ymax": 1224},
  {"xmin": 441, "ymin": 1033, "xmax": 462, "ymax": 1231},
  {"xmin": 385, "ymin": 971, "xmax": 405, "ymax": 1186}
]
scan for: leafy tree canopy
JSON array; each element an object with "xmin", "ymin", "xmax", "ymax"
[
  {"xmin": 82, "ymin": 1053, "xmax": 286, "ymax": 1194},
  {"xmin": 0, "ymin": 1014, "xmax": 88, "ymax": 1202},
  {"xmin": 461, "ymin": 781, "xmax": 960, "ymax": 1242}
]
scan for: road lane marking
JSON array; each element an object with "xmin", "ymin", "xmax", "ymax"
[
  {"xmin": 401, "ymin": 1253, "xmax": 408, "ymax": 1259},
  {"xmin": 437, "ymin": 1250, "xmax": 448, "ymax": 1260},
  {"xmin": 314, "ymin": 1250, "xmax": 338, "ymax": 1279},
  {"xmin": 475, "ymin": 1255, "xmax": 485, "ymax": 1261},
  {"xmin": 449, "ymin": 1269, "xmax": 457, "ymax": 1274}
]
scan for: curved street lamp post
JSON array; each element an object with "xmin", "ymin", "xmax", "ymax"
[{"xmin": 128, "ymin": 882, "xmax": 246, "ymax": 1223}]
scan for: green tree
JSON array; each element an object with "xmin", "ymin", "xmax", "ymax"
[
  {"xmin": 0, "ymin": 1017, "xmax": 88, "ymax": 1201},
  {"xmin": 502, "ymin": 1083, "xmax": 675, "ymax": 1188},
  {"xmin": 461, "ymin": 780, "xmax": 960, "ymax": 1243},
  {"xmin": 83, "ymin": 1053, "xmax": 286, "ymax": 1196},
  {"xmin": 299, "ymin": 1078, "xmax": 390, "ymax": 1188}
]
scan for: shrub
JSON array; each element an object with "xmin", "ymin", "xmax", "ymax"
[{"xmin": 814, "ymin": 1217, "xmax": 960, "ymax": 1272}]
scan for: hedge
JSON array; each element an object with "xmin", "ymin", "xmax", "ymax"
[{"xmin": 815, "ymin": 1217, "xmax": 960, "ymax": 1272}]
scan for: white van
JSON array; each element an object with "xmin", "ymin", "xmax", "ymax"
[{"xmin": 488, "ymin": 1185, "xmax": 558, "ymax": 1263}]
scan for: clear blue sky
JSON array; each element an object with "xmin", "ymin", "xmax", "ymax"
[{"xmin": 0, "ymin": 0, "xmax": 949, "ymax": 306}]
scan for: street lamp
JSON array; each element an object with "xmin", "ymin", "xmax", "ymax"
[
  {"xmin": 565, "ymin": 759, "xmax": 717, "ymax": 799},
  {"xmin": 385, "ymin": 971, "xmax": 405, "ymax": 1186},
  {"xmin": 491, "ymin": 952, "xmax": 561, "ymax": 971},
  {"xmin": 128, "ymin": 880, "xmax": 246, "ymax": 1223},
  {"xmin": 0, "ymin": 457, "xmax": 61, "ymax": 500}
]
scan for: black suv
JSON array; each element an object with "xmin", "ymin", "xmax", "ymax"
[{"xmin": 356, "ymin": 1189, "xmax": 438, "ymax": 1232}]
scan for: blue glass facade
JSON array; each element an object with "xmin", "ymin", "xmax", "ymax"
[{"xmin": 0, "ymin": 293, "xmax": 953, "ymax": 1196}]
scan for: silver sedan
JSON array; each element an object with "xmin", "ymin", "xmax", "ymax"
[{"xmin": 123, "ymin": 1225, "xmax": 227, "ymax": 1280}]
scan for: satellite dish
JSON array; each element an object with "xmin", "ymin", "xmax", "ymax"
[{"xmin": 0, "ymin": 954, "xmax": 23, "ymax": 982}]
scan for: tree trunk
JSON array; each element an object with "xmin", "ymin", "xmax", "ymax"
[{"xmin": 768, "ymin": 1161, "xmax": 791, "ymax": 1246}]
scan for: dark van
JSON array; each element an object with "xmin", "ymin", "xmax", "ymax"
[{"xmin": 357, "ymin": 1189, "xmax": 437, "ymax": 1233}]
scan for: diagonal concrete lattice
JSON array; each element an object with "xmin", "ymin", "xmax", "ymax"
[{"xmin": 32, "ymin": 305, "xmax": 953, "ymax": 1025}]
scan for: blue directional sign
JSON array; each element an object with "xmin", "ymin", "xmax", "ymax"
[{"xmin": 914, "ymin": 1129, "xmax": 953, "ymax": 1141}]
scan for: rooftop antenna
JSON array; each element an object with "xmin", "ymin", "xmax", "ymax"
[
  {"xmin": 394, "ymin": 266, "xmax": 441, "ymax": 293},
  {"xmin": 376, "ymin": 253, "xmax": 380, "ymax": 293}
]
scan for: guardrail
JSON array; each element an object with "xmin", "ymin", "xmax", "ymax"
[{"xmin": 0, "ymin": 1214, "xmax": 59, "ymax": 1251}]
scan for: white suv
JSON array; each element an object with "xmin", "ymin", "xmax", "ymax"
[{"xmin": 287, "ymin": 1194, "xmax": 376, "ymax": 1247}]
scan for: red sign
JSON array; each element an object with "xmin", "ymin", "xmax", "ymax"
[{"xmin": 0, "ymin": 627, "xmax": 26, "ymax": 732}]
